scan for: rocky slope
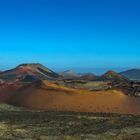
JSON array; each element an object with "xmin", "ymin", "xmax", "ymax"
[{"xmin": 0, "ymin": 63, "xmax": 60, "ymax": 82}]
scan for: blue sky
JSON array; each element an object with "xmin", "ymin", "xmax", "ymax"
[{"xmin": 0, "ymin": 0, "xmax": 140, "ymax": 74}]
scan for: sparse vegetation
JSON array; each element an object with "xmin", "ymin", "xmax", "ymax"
[{"xmin": 0, "ymin": 104, "xmax": 139, "ymax": 140}]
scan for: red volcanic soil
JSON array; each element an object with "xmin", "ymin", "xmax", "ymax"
[
  {"xmin": 0, "ymin": 80, "xmax": 140, "ymax": 115},
  {"xmin": 103, "ymin": 70, "xmax": 124, "ymax": 78},
  {"xmin": 0, "ymin": 64, "xmax": 60, "ymax": 81},
  {"xmin": 100, "ymin": 70, "xmax": 128, "ymax": 82},
  {"xmin": 0, "ymin": 81, "xmax": 23, "ymax": 102},
  {"xmin": 0, "ymin": 66, "xmax": 33, "ymax": 76}
]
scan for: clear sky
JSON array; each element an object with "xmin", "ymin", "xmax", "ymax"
[{"xmin": 0, "ymin": 0, "xmax": 140, "ymax": 74}]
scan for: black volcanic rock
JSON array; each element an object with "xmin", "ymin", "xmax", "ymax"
[{"xmin": 120, "ymin": 69, "xmax": 140, "ymax": 80}]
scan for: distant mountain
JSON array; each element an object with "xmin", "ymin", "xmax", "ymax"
[
  {"xmin": 59, "ymin": 70, "xmax": 81, "ymax": 79},
  {"xmin": 120, "ymin": 69, "xmax": 140, "ymax": 80},
  {"xmin": 0, "ymin": 63, "xmax": 60, "ymax": 82},
  {"xmin": 78, "ymin": 73, "xmax": 98, "ymax": 81},
  {"xmin": 59, "ymin": 70, "xmax": 128, "ymax": 81},
  {"xmin": 100, "ymin": 70, "xmax": 127, "ymax": 81}
]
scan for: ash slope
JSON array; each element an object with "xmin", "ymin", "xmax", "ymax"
[{"xmin": 0, "ymin": 80, "xmax": 139, "ymax": 115}]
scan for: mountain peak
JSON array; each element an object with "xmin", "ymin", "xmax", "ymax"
[
  {"xmin": 101, "ymin": 70, "xmax": 126, "ymax": 81},
  {"xmin": 0, "ymin": 63, "xmax": 60, "ymax": 81},
  {"xmin": 104, "ymin": 70, "xmax": 118, "ymax": 76},
  {"xmin": 63, "ymin": 70, "xmax": 76, "ymax": 74},
  {"xmin": 59, "ymin": 70, "xmax": 81, "ymax": 79},
  {"xmin": 17, "ymin": 63, "xmax": 43, "ymax": 68}
]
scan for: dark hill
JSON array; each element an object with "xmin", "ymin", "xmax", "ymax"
[{"xmin": 120, "ymin": 69, "xmax": 140, "ymax": 80}]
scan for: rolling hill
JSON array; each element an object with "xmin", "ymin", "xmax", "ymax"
[{"xmin": 0, "ymin": 80, "xmax": 139, "ymax": 115}]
